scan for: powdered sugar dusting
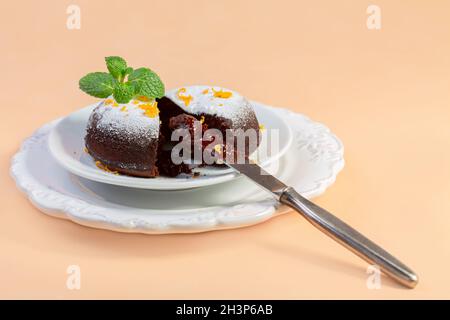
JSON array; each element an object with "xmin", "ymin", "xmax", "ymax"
[
  {"xmin": 165, "ymin": 85, "xmax": 254, "ymax": 128},
  {"xmin": 87, "ymin": 97, "xmax": 160, "ymax": 143}
]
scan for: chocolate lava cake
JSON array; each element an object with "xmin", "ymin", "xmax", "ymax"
[{"xmin": 85, "ymin": 85, "xmax": 260, "ymax": 177}]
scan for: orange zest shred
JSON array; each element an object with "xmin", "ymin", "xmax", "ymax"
[
  {"xmin": 213, "ymin": 144, "xmax": 223, "ymax": 154},
  {"xmin": 104, "ymin": 99, "xmax": 114, "ymax": 105},
  {"xmin": 259, "ymin": 124, "xmax": 265, "ymax": 131},
  {"xmin": 137, "ymin": 96, "xmax": 151, "ymax": 102},
  {"xmin": 139, "ymin": 101, "xmax": 159, "ymax": 118},
  {"xmin": 202, "ymin": 88, "xmax": 209, "ymax": 94},
  {"xmin": 132, "ymin": 100, "xmax": 140, "ymax": 104},
  {"xmin": 212, "ymin": 88, "xmax": 233, "ymax": 99},
  {"xmin": 200, "ymin": 115, "xmax": 205, "ymax": 124},
  {"xmin": 120, "ymin": 106, "xmax": 127, "ymax": 112},
  {"xmin": 95, "ymin": 161, "xmax": 119, "ymax": 175},
  {"xmin": 177, "ymin": 88, "xmax": 193, "ymax": 106}
]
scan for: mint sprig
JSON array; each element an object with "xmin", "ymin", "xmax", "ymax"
[{"xmin": 79, "ymin": 56, "xmax": 164, "ymax": 103}]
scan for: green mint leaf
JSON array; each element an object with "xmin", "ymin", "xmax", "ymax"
[
  {"xmin": 113, "ymin": 82, "xmax": 134, "ymax": 103},
  {"xmin": 124, "ymin": 67, "xmax": 134, "ymax": 77},
  {"xmin": 79, "ymin": 72, "xmax": 116, "ymax": 98},
  {"xmin": 105, "ymin": 56, "xmax": 127, "ymax": 80},
  {"xmin": 128, "ymin": 67, "xmax": 165, "ymax": 99}
]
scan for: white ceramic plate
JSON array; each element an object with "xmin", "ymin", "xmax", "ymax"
[
  {"xmin": 47, "ymin": 101, "xmax": 292, "ymax": 190},
  {"xmin": 11, "ymin": 107, "xmax": 344, "ymax": 234}
]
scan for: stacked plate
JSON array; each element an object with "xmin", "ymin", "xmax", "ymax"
[{"xmin": 10, "ymin": 101, "xmax": 344, "ymax": 234}]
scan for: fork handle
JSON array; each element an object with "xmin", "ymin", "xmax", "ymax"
[{"xmin": 279, "ymin": 187, "xmax": 418, "ymax": 288}]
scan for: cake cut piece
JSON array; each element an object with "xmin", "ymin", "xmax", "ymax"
[
  {"xmin": 162, "ymin": 86, "xmax": 259, "ymax": 134},
  {"xmin": 160, "ymin": 86, "xmax": 260, "ymax": 165}
]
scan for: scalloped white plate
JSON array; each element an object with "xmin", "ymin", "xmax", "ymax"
[
  {"xmin": 47, "ymin": 101, "xmax": 292, "ymax": 190},
  {"xmin": 11, "ymin": 106, "xmax": 344, "ymax": 234}
]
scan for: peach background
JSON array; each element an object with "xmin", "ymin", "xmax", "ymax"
[{"xmin": 1, "ymin": 0, "xmax": 450, "ymax": 299}]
